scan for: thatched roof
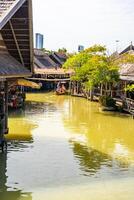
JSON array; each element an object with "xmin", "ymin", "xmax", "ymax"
[
  {"xmin": 0, "ymin": 0, "xmax": 26, "ymax": 29},
  {"xmin": 34, "ymin": 49, "xmax": 72, "ymax": 75},
  {"xmin": 119, "ymin": 64, "xmax": 134, "ymax": 81},
  {"xmin": 120, "ymin": 44, "xmax": 134, "ymax": 55},
  {"xmin": 112, "ymin": 45, "xmax": 134, "ymax": 82},
  {"xmin": 120, "ymin": 63, "xmax": 134, "ymax": 75},
  {"xmin": 0, "ymin": 50, "xmax": 30, "ymax": 78},
  {"xmin": 34, "ymin": 50, "xmax": 58, "ymax": 70},
  {"xmin": 50, "ymin": 52, "xmax": 67, "ymax": 66},
  {"xmin": 0, "ymin": 0, "xmax": 33, "ymax": 78}
]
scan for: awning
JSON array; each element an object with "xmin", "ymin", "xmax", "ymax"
[{"xmin": 16, "ymin": 79, "xmax": 41, "ymax": 89}]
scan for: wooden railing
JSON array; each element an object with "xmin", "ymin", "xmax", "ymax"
[{"xmin": 123, "ymin": 98, "xmax": 134, "ymax": 115}]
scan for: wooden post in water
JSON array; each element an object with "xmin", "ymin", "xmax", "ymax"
[
  {"xmin": 0, "ymin": 80, "xmax": 8, "ymax": 151},
  {"xmin": 4, "ymin": 81, "xmax": 8, "ymax": 135},
  {"xmin": 69, "ymin": 81, "xmax": 71, "ymax": 95},
  {"xmin": 90, "ymin": 89, "xmax": 94, "ymax": 101}
]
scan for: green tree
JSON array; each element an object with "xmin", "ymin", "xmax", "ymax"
[
  {"xmin": 125, "ymin": 84, "xmax": 134, "ymax": 92},
  {"xmin": 64, "ymin": 45, "xmax": 119, "ymax": 101},
  {"xmin": 63, "ymin": 45, "xmax": 119, "ymax": 99},
  {"xmin": 58, "ymin": 48, "xmax": 67, "ymax": 54}
]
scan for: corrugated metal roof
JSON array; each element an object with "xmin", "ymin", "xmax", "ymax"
[{"xmin": 0, "ymin": 51, "xmax": 31, "ymax": 77}]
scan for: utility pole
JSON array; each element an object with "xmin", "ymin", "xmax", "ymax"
[
  {"xmin": 115, "ymin": 40, "xmax": 119, "ymax": 52},
  {"xmin": 130, "ymin": 41, "xmax": 133, "ymax": 50}
]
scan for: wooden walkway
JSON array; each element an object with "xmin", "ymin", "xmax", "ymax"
[
  {"xmin": 27, "ymin": 78, "xmax": 70, "ymax": 82},
  {"xmin": 71, "ymin": 93, "xmax": 134, "ymax": 117}
]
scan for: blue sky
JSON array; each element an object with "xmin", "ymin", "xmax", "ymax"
[{"xmin": 33, "ymin": 0, "xmax": 134, "ymax": 53}]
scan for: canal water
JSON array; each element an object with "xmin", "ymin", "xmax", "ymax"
[{"xmin": 0, "ymin": 93, "xmax": 134, "ymax": 200}]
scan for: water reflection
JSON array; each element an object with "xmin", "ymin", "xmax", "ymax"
[
  {"xmin": 63, "ymin": 97, "xmax": 134, "ymax": 164},
  {"xmin": 69, "ymin": 139, "xmax": 134, "ymax": 179},
  {"xmin": 0, "ymin": 93, "xmax": 134, "ymax": 200},
  {"xmin": 0, "ymin": 102, "xmax": 39, "ymax": 199},
  {"xmin": 7, "ymin": 104, "xmax": 38, "ymax": 141},
  {"xmin": 70, "ymin": 140, "xmax": 111, "ymax": 176},
  {"xmin": 0, "ymin": 153, "xmax": 32, "ymax": 200},
  {"xmin": 25, "ymin": 101, "xmax": 57, "ymax": 115}
]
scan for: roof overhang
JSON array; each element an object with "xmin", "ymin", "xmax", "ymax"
[
  {"xmin": 0, "ymin": 0, "xmax": 33, "ymax": 78},
  {"xmin": 0, "ymin": 0, "xmax": 26, "ymax": 29},
  {"xmin": 120, "ymin": 75, "xmax": 134, "ymax": 82}
]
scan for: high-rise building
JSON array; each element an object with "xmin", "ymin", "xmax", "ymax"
[
  {"xmin": 78, "ymin": 45, "xmax": 84, "ymax": 52},
  {"xmin": 36, "ymin": 33, "xmax": 44, "ymax": 49}
]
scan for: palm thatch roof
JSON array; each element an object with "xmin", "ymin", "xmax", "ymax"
[{"xmin": 0, "ymin": 0, "xmax": 33, "ymax": 78}]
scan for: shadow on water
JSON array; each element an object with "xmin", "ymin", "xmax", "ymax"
[
  {"xmin": 69, "ymin": 140, "xmax": 133, "ymax": 178},
  {"xmin": 70, "ymin": 140, "xmax": 111, "ymax": 176},
  {"xmin": 8, "ymin": 101, "xmax": 57, "ymax": 119},
  {"xmin": 0, "ymin": 153, "xmax": 32, "ymax": 200}
]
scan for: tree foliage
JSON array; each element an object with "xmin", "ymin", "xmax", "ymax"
[
  {"xmin": 58, "ymin": 47, "xmax": 67, "ymax": 54},
  {"xmin": 125, "ymin": 84, "xmax": 134, "ymax": 92},
  {"xmin": 63, "ymin": 45, "xmax": 119, "ymax": 90}
]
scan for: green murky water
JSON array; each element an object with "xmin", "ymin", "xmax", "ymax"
[{"xmin": 0, "ymin": 93, "xmax": 134, "ymax": 200}]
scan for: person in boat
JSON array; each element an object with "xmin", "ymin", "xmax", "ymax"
[
  {"xmin": 61, "ymin": 83, "xmax": 66, "ymax": 92},
  {"xmin": 57, "ymin": 81, "xmax": 61, "ymax": 89},
  {"xmin": 56, "ymin": 82, "xmax": 66, "ymax": 94},
  {"xmin": 56, "ymin": 82, "xmax": 62, "ymax": 93}
]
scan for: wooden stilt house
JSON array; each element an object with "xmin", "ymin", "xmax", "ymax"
[{"xmin": 0, "ymin": 0, "xmax": 33, "ymax": 138}]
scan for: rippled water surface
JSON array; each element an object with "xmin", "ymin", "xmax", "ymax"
[{"xmin": 0, "ymin": 93, "xmax": 134, "ymax": 200}]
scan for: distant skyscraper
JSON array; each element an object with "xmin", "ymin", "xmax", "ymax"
[
  {"xmin": 36, "ymin": 33, "xmax": 44, "ymax": 49},
  {"xmin": 78, "ymin": 45, "xmax": 84, "ymax": 52}
]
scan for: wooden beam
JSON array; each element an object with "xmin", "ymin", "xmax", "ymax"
[
  {"xmin": 9, "ymin": 20, "xmax": 25, "ymax": 66},
  {"xmin": 27, "ymin": 78, "xmax": 71, "ymax": 82},
  {"xmin": 7, "ymin": 48, "xmax": 30, "ymax": 51},
  {"xmin": 2, "ymin": 29, "xmax": 29, "ymax": 31},
  {"xmin": 2, "ymin": 34, "xmax": 29, "ymax": 37},
  {"xmin": 28, "ymin": 0, "xmax": 34, "ymax": 73}
]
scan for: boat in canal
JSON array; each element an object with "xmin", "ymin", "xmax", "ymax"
[{"xmin": 56, "ymin": 81, "xmax": 67, "ymax": 95}]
